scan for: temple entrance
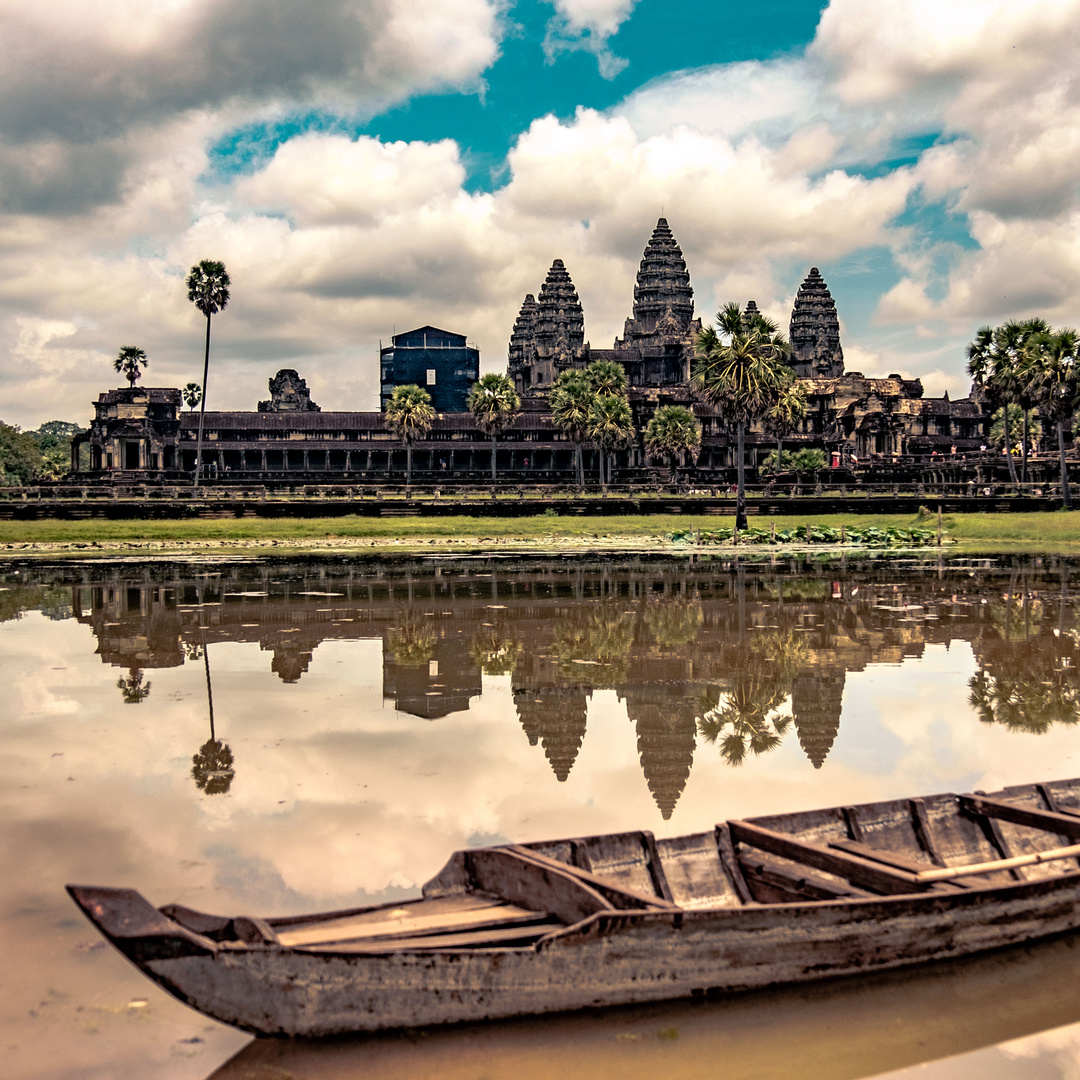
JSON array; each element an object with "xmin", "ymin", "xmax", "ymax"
[{"xmin": 124, "ymin": 441, "xmax": 141, "ymax": 470}]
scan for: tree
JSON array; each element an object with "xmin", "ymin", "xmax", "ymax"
[
  {"xmin": 967, "ymin": 318, "xmax": 1049, "ymax": 488},
  {"xmin": 763, "ymin": 374, "xmax": 808, "ymax": 465},
  {"xmin": 113, "ymin": 345, "xmax": 147, "ymax": 387},
  {"xmin": 30, "ymin": 420, "xmax": 86, "ymax": 478},
  {"xmin": 0, "ymin": 423, "xmax": 42, "ymax": 485},
  {"xmin": 550, "ymin": 370, "xmax": 592, "ymax": 489},
  {"xmin": 186, "ymin": 260, "xmax": 231, "ymax": 488},
  {"xmin": 182, "ymin": 382, "xmax": 203, "ymax": 411},
  {"xmin": 989, "ymin": 405, "xmax": 1041, "ymax": 458},
  {"xmin": 467, "ymin": 373, "xmax": 521, "ymax": 485},
  {"xmin": 692, "ymin": 301, "xmax": 793, "ymax": 530},
  {"xmin": 644, "ymin": 405, "xmax": 701, "ymax": 485},
  {"xmin": 384, "ymin": 384, "xmax": 434, "ymax": 486},
  {"xmin": 1026, "ymin": 327, "xmax": 1080, "ymax": 510},
  {"xmin": 587, "ymin": 393, "xmax": 634, "ymax": 490},
  {"xmin": 117, "ymin": 667, "xmax": 152, "ymax": 704}
]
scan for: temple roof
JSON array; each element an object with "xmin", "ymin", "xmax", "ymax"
[
  {"xmin": 629, "ymin": 217, "xmax": 694, "ymax": 336},
  {"xmin": 790, "ymin": 267, "xmax": 844, "ymax": 379}
]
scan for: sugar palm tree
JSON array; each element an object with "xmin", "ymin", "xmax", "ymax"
[
  {"xmin": 644, "ymin": 405, "xmax": 701, "ymax": 486},
  {"xmin": 186, "ymin": 260, "xmax": 231, "ymax": 488},
  {"xmin": 587, "ymin": 393, "xmax": 634, "ymax": 490},
  {"xmin": 967, "ymin": 318, "xmax": 1049, "ymax": 488},
  {"xmin": 467, "ymin": 373, "xmax": 521, "ymax": 485},
  {"xmin": 550, "ymin": 370, "xmax": 592, "ymax": 489},
  {"xmin": 385, "ymin": 384, "xmax": 434, "ymax": 486},
  {"xmin": 692, "ymin": 301, "xmax": 792, "ymax": 530},
  {"xmin": 763, "ymin": 373, "xmax": 808, "ymax": 468},
  {"xmin": 114, "ymin": 346, "xmax": 148, "ymax": 387},
  {"xmin": 182, "ymin": 382, "xmax": 202, "ymax": 411},
  {"xmin": 585, "ymin": 358, "xmax": 628, "ymax": 398},
  {"xmin": 1026, "ymin": 327, "xmax": 1079, "ymax": 509}
]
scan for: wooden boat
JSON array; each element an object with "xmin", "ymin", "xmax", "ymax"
[{"xmin": 68, "ymin": 778, "xmax": 1080, "ymax": 1037}]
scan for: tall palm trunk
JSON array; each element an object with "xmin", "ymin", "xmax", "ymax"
[
  {"xmin": 1021, "ymin": 408, "xmax": 1030, "ymax": 485},
  {"xmin": 194, "ymin": 314, "xmax": 211, "ymax": 488},
  {"xmin": 575, "ymin": 443, "xmax": 584, "ymax": 489},
  {"xmin": 490, "ymin": 435, "xmax": 497, "ymax": 484},
  {"xmin": 735, "ymin": 421, "xmax": 748, "ymax": 531},
  {"xmin": 1058, "ymin": 419, "xmax": 1073, "ymax": 510},
  {"xmin": 405, "ymin": 441, "xmax": 412, "ymax": 486}
]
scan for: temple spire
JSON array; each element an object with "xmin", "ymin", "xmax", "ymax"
[
  {"xmin": 789, "ymin": 267, "xmax": 844, "ymax": 379},
  {"xmin": 631, "ymin": 217, "xmax": 694, "ymax": 334}
]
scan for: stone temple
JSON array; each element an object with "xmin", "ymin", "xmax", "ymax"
[{"xmin": 75, "ymin": 216, "xmax": 992, "ymax": 483}]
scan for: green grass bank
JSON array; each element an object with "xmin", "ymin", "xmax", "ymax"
[{"xmin": 0, "ymin": 510, "xmax": 1077, "ymax": 553}]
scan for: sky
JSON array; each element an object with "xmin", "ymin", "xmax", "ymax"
[{"xmin": 2, "ymin": 0, "xmax": 1080, "ymax": 428}]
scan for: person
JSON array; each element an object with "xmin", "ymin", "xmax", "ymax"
[{"xmin": 850, "ymin": 453, "xmax": 858, "ymax": 468}]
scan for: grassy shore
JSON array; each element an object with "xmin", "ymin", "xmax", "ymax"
[{"xmin": 0, "ymin": 510, "xmax": 1076, "ymax": 554}]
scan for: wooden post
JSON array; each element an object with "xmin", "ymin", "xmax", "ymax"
[
  {"xmin": 937, "ymin": 504, "xmax": 943, "ymax": 546},
  {"xmin": 770, "ymin": 522, "xmax": 776, "ymax": 544},
  {"xmin": 733, "ymin": 524, "xmax": 739, "ymax": 546},
  {"xmin": 841, "ymin": 523, "xmax": 846, "ymax": 545}
]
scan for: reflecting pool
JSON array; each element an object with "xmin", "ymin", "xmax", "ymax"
[{"xmin": 3, "ymin": 552, "xmax": 1080, "ymax": 1079}]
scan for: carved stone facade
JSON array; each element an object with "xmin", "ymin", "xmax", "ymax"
[
  {"xmin": 258, "ymin": 369, "xmax": 320, "ymax": 413},
  {"xmin": 508, "ymin": 261, "xmax": 588, "ymax": 394},
  {"xmin": 789, "ymin": 268, "xmax": 844, "ymax": 378}
]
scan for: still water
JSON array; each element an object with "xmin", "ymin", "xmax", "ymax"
[{"xmin": 3, "ymin": 552, "xmax": 1080, "ymax": 1079}]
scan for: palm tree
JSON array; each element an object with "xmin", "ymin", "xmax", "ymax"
[
  {"xmin": 585, "ymin": 358, "xmax": 628, "ymax": 398},
  {"xmin": 114, "ymin": 346, "xmax": 147, "ymax": 387},
  {"xmin": 384, "ymin": 384, "xmax": 434, "ymax": 486},
  {"xmin": 692, "ymin": 301, "xmax": 793, "ymax": 530},
  {"xmin": 467, "ymin": 373, "xmax": 521, "ymax": 485},
  {"xmin": 588, "ymin": 394, "xmax": 634, "ymax": 490},
  {"xmin": 550, "ymin": 370, "xmax": 592, "ymax": 489},
  {"xmin": 186, "ymin": 260, "xmax": 231, "ymax": 488},
  {"xmin": 763, "ymin": 373, "xmax": 808, "ymax": 467},
  {"xmin": 191, "ymin": 643, "xmax": 234, "ymax": 795},
  {"xmin": 644, "ymin": 405, "xmax": 701, "ymax": 486},
  {"xmin": 967, "ymin": 318, "xmax": 1049, "ymax": 488},
  {"xmin": 1027, "ymin": 327, "xmax": 1079, "ymax": 509},
  {"xmin": 989, "ymin": 405, "xmax": 1041, "ymax": 460},
  {"xmin": 116, "ymin": 667, "xmax": 151, "ymax": 704},
  {"xmin": 182, "ymin": 382, "xmax": 202, "ymax": 411}
]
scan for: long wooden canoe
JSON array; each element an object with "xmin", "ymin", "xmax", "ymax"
[{"xmin": 68, "ymin": 778, "xmax": 1080, "ymax": 1037}]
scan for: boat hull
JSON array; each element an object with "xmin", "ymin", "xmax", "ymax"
[{"xmin": 127, "ymin": 870, "xmax": 1080, "ymax": 1036}]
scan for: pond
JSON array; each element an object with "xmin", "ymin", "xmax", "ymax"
[{"xmin": 3, "ymin": 551, "xmax": 1080, "ymax": 1079}]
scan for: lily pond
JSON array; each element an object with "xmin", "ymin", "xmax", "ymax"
[{"xmin": 4, "ymin": 550, "xmax": 1080, "ymax": 1080}]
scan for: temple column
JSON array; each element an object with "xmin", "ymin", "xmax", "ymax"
[{"xmin": 260, "ymin": 450, "xmax": 267, "ymax": 472}]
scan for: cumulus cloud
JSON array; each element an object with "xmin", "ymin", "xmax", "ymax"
[
  {"xmin": 0, "ymin": 0, "xmax": 502, "ymax": 215},
  {"xmin": 542, "ymin": 0, "xmax": 639, "ymax": 78}
]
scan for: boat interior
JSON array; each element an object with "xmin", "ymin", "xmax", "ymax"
[{"xmin": 158, "ymin": 779, "xmax": 1080, "ymax": 955}]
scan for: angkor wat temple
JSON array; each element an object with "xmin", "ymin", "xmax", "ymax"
[{"xmin": 73, "ymin": 218, "xmax": 990, "ymax": 484}]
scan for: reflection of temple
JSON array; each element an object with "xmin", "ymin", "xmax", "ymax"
[{"xmin": 54, "ymin": 556, "xmax": 1080, "ymax": 816}]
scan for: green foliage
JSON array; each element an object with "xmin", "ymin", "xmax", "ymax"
[
  {"xmin": 762, "ymin": 448, "xmax": 827, "ymax": 472},
  {"xmin": 644, "ymin": 405, "xmax": 701, "ymax": 469},
  {"xmin": 191, "ymin": 738, "xmax": 235, "ymax": 795},
  {"xmin": 667, "ymin": 523, "xmax": 941, "ymax": 547},
  {"xmin": 467, "ymin": 373, "xmax": 520, "ymax": 436},
  {"xmin": 989, "ymin": 404, "xmax": 1042, "ymax": 452},
  {"xmin": 186, "ymin": 260, "xmax": 231, "ymax": 317},
  {"xmin": 0, "ymin": 422, "xmax": 42, "ymax": 484},
  {"xmin": 183, "ymin": 382, "xmax": 203, "ymax": 410},
  {"xmin": 385, "ymin": 384, "xmax": 435, "ymax": 442},
  {"xmin": 114, "ymin": 345, "xmax": 147, "ymax": 387}
]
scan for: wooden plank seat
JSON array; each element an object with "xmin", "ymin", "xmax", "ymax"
[
  {"xmin": 960, "ymin": 794, "xmax": 1080, "ymax": 839},
  {"xmin": 293, "ymin": 921, "xmax": 563, "ymax": 953},
  {"xmin": 275, "ymin": 899, "xmax": 551, "ymax": 949}
]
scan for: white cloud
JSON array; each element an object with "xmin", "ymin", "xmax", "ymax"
[{"xmin": 542, "ymin": 0, "xmax": 639, "ymax": 78}]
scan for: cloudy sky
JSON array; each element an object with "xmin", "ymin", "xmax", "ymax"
[{"xmin": 1, "ymin": 0, "xmax": 1078, "ymax": 428}]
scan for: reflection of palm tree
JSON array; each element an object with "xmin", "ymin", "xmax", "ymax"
[
  {"xmin": 387, "ymin": 621, "xmax": 436, "ymax": 666},
  {"xmin": 117, "ymin": 667, "xmax": 151, "ymax": 704},
  {"xmin": 551, "ymin": 608, "xmax": 634, "ymax": 685},
  {"xmin": 191, "ymin": 645, "xmax": 234, "ymax": 795},
  {"xmin": 644, "ymin": 600, "xmax": 703, "ymax": 649},
  {"xmin": 192, "ymin": 739, "xmax": 235, "ymax": 795},
  {"xmin": 469, "ymin": 630, "xmax": 523, "ymax": 675},
  {"xmin": 968, "ymin": 670, "xmax": 1080, "ymax": 733}
]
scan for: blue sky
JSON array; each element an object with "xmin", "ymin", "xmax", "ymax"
[{"xmin": 0, "ymin": 0, "xmax": 1077, "ymax": 424}]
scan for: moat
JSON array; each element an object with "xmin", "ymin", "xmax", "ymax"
[{"xmin": 3, "ymin": 552, "xmax": 1080, "ymax": 1079}]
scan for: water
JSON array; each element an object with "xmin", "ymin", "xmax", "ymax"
[{"xmin": 3, "ymin": 552, "xmax": 1080, "ymax": 1079}]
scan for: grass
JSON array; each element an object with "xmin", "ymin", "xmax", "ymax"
[{"xmin": 0, "ymin": 510, "xmax": 1077, "ymax": 551}]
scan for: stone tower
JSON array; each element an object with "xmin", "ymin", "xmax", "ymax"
[
  {"xmin": 513, "ymin": 685, "xmax": 590, "ymax": 782},
  {"xmin": 628, "ymin": 217, "xmax": 695, "ymax": 335},
  {"xmin": 507, "ymin": 294, "xmax": 539, "ymax": 396},
  {"xmin": 508, "ymin": 261, "xmax": 587, "ymax": 394},
  {"xmin": 626, "ymin": 691, "xmax": 697, "ymax": 820},
  {"xmin": 612, "ymin": 218, "xmax": 702, "ymax": 387},
  {"xmin": 790, "ymin": 670, "xmax": 845, "ymax": 768},
  {"xmin": 789, "ymin": 268, "xmax": 844, "ymax": 379}
]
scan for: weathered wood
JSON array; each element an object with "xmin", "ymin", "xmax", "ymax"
[
  {"xmin": 739, "ymin": 850, "xmax": 876, "ymax": 902},
  {"xmin": 506, "ymin": 845, "xmax": 679, "ymax": 911},
  {"xmin": 714, "ymin": 823, "xmax": 755, "ymax": 905},
  {"xmin": 961, "ymin": 795, "xmax": 1080, "ymax": 840},
  {"xmin": 294, "ymin": 922, "xmax": 561, "ymax": 953},
  {"xmin": 730, "ymin": 820, "xmax": 930, "ymax": 894},
  {"xmin": 912, "ymin": 841, "xmax": 1080, "ymax": 883},
  {"xmin": 909, "ymin": 798, "xmax": 948, "ymax": 867},
  {"xmin": 465, "ymin": 848, "xmax": 612, "ymax": 924},
  {"xmin": 275, "ymin": 902, "xmax": 546, "ymax": 948}
]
